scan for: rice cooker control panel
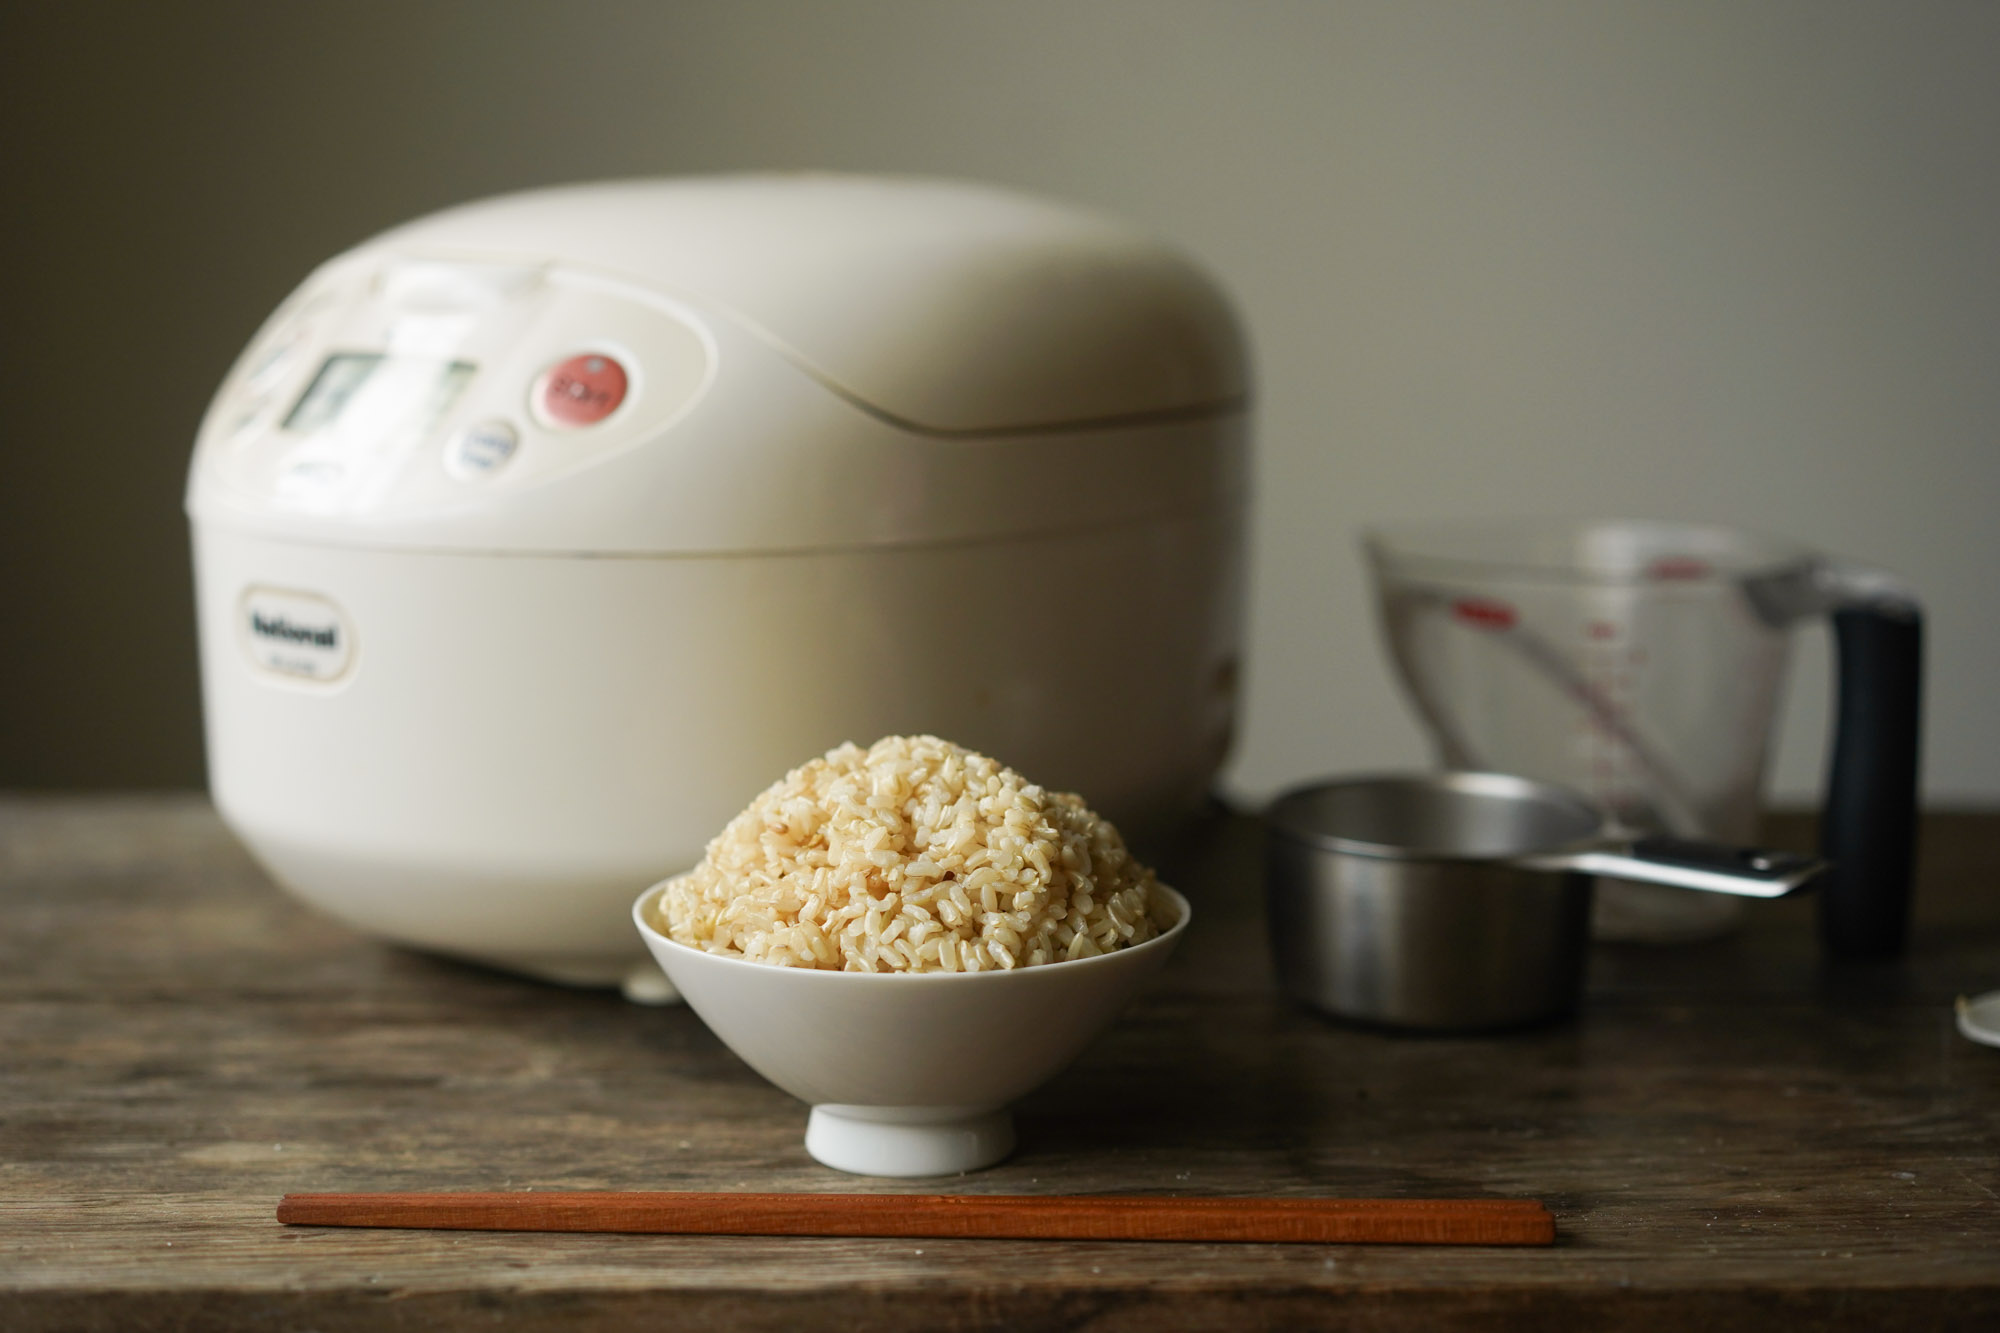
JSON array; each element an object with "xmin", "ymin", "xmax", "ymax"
[{"xmin": 198, "ymin": 258, "xmax": 713, "ymax": 518}]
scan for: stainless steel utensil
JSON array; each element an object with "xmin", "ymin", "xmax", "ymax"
[{"xmin": 1264, "ymin": 772, "xmax": 1824, "ymax": 1030}]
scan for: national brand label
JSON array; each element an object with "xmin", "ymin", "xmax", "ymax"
[{"xmin": 238, "ymin": 586, "xmax": 355, "ymax": 683}]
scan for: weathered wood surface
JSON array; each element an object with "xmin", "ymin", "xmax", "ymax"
[{"xmin": 2, "ymin": 794, "xmax": 1997, "ymax": 1331}]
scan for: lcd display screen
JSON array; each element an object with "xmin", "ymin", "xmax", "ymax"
[{"xmin": 284, "ymin": 353, "xmax": 476, "ymax": 440}]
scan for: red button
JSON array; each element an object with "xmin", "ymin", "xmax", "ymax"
[{"xmin": 538, "ymin": 353, "xmax": 628, "ymax": 426}]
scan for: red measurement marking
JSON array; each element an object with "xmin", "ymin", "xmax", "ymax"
[
  {"xmin": 1647, "ymin": 556, "xmax": 1711, "ymax": 581},
  {"xmin": 1451, "ymin": 597, "xmax": 1517, "ymax": 631},
  {"xmin": 1586, "ymin": 620, "xmax": 1618, "ymax": 640}
]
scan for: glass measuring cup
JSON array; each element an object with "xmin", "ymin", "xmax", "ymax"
[{"xmin": 1364, "ymin": 519, "xmax": 1922, "ymax": 953}]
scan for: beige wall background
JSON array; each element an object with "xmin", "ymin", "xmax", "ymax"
[{"xmin": 2, "ymin": 0, "xmax": 1995, "ymax": 803}]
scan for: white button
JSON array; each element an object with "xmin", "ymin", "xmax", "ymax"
[
  {"xmin": 278, "ymin": 459, "xmax": 345, "ymax": 492},
  {"xmin": 227, "ymin": 406, "xmax": 264, "ymax": 442},
  {"xmin": 246, "ymin": 331, "xmax": 303, "ymax": 393},
  {"xmin": 447, "ymin": 420, "xmax": 519, "ymax": 478}
]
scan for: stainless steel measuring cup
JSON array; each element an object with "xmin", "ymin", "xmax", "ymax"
[{"xmin": 1264, "ymin": 772, "xmax": 1825, "ymax": 1031}]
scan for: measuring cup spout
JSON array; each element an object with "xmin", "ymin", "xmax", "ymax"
[{"xmin": 1520, "ymin": 837, "xmax": 1824, "ymax": 899}]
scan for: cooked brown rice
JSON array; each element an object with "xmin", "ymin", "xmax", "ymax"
[{"xmin": 648, "ymin": 735, "xmax": 1174, "ymax": 972}]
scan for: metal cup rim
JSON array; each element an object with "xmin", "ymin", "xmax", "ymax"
[{"xmin": 1263, "ymin": 770, "xmax": 1607, "ymax": 864}]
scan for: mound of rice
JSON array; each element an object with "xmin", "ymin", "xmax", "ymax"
[{"xmin": 648, "ymin": 735, "xmax": 1173, "ymax": 972}]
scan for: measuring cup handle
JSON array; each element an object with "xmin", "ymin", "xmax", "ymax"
[
  {"xmin": 1820, "ymin": 597, "xmax": 1924, "ymax": 958},
  {"xmin": 1536, "ymin": 838, "xmax": 1825, "ymax": 898}
]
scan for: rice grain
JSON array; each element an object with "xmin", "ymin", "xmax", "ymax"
[{"xmin": 649, "ymin": 735, "xmax": 1173, "ymax": 972}]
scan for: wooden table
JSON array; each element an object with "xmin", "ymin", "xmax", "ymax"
[{"xmin": 3, "ymin": 795, "xmax": 1997, "ymax": 1330}]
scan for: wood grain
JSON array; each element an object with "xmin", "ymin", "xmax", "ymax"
[
  {"xmin": 275, "ymin": 1190, "xmax": 1557, "ymax": 1244},
  {"xmin": 3, "ymin": 796, "xmax": 1999, "ymax": 1331}
]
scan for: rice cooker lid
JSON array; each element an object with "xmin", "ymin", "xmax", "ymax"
[{"xmin": 367, "ymin": 174, "xmax": 1246, "ymax": 434}]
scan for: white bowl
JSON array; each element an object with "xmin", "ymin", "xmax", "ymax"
[{"xmin": 631, "ymin": 883, "xmax": 1190, "ymax": 1176}]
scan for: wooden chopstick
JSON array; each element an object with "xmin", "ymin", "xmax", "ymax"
[{"xmin": 276, "ymin": 1191, "xmax": 1554, "ymax": 1245}]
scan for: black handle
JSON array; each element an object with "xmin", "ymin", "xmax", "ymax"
[{"xmin": 1819, "ymin": 602, "xmax": 1924, "ymax": 958}]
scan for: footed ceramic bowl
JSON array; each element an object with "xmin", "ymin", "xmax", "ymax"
[{"xmin": 631, "ymin": 883, "xmax": 1190, "ymax": 1176}]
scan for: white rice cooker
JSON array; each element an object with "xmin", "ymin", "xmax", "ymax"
[{"xmin": 187, "ymin": 174, "xmax": 1249, "ymax": 993}]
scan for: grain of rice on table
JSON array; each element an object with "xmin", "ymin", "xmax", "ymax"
[{"xmin": 649, "ymin": 735, "xmax": 1176, "ymax": 973}]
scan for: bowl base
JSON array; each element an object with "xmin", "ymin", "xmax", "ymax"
[{"xmin": 805, "ymin": 1105, "xmax": 1015, "ymax": 1176}]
